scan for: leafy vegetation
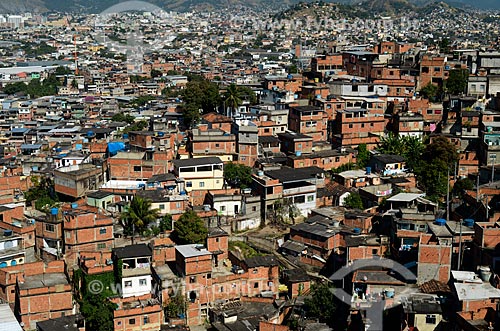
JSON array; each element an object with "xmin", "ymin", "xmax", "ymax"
[
  {"xmin": 344, "ymin": 192, "xmax": 364, "ymax": 210},
  {"xmin": 303, "ymin": 283, "xmax": 338, "ymax": 325},
  {"xmin": 171, "ymin": 210, "xmax": 208, "ymax": 245},
  {"xmin": 331, "ymin": 162, "xmax": 357, "ymax": 174},
  {"xmin": 445, "ymin": 69, "xmax": 469, "ymax": 95},
  {"xmin": 165, "ymin": 292, "xmax": 185, "ymax": 318},
  {"xmin": 415, "ymin": 136, "xmax": 458, "ymax": 201},
  {"xmin": 24, "ymin": 176, "xmax": 58, "ymax": 210},
  {"xmin": 3, "ymin": 74, "xmax": 62, "ymax": 98},
  {"xmin": 228, "ymin": 241, "xmax": 263, "ymax": 258},
  {"xmin": 181, "ymin": 75, "xmax": 220, "ymax": 127},
  {"xmin": 356, "ymin": 143, "xmax": 370, "ymax": 168},
  {"xmin": 111, "ymin": 112, "xmax": 136, "ymax": 124},
  {"xmin": 377, "ymin": 133, "xmax": 425, "ymax": 171},
  {"xmin": 420, "ymin": 82, "xmax": 439, "ymax": 101},
  {"xmin": 452, "ymin": 177, "xmax": 474, "ymax": 198},
  {"xmin": 223, "ymin": 162, "xmax": 253, "ymax": 189},
  {"xmin": 120, "ymin": 196, "xmax": 159, "ymax": 236}
]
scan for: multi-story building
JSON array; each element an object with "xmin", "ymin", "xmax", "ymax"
[
  {"xmin": 172, "ymin": 157, "xmax": 224, "ymax": 193},
  {"xmin": 113, "ymin": 244, "xmax": 153, "ymax": 299},
  {"xmin": 288, "ymin": 106, "xmax": 328, "ymax": 142},
  {"xmin": 232, "ymin": 120, "xmax": 259, "ymax": 167},
  {"xmin": 332, "ymin": 108, "xmax": 385, "ymax": 149},
  {"xmin": 188, "ymin": 128, "xmax": 236, "ymax": 162}
]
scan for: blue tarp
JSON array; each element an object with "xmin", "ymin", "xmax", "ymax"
[{"xmin": 108, "ymin": 142, "xmax": 126, "ymax": 156}]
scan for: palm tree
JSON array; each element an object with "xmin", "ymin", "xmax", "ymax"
[
  {"xmin": 120, "ymin": 196, "xmax": 159, "ymax": 236},
  {"xmin": 223, "ymin": 83, "xmax": 242, "ymax": 117},
  {"xmin": 71, "ymin": 79, "xmax": 78, "ymax": 90}
]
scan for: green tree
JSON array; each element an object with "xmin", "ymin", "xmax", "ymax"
[
  {"xmin": 24, "ymin": 176, "xmax": 58, "ymax": 210},
  {"xmin": 420, "ymin": 83, "xmax": 439, "ymax": 101},
  {"xmin": 452, "ymin": 177, "xmax": 474, "ymax": 198},
  {"xmin": 356, "ymin": 143, "xmax": 370, "ymax": 168},
  {"xmin": 111, "ymin": 112, "xmax": 136, "ymax": 124},
  {"xmin": 151, "ymin": 69, "xmax": 163, "ymax": 78},
  {"xmin": 3, "ymin": 82, "xmax": 27, "ymax": 95},
  {"xmin": 159, "ymin": 214, "xmax": 173, "ymax": 232},
  {"xmin": 120, "ymin": 196, "xmax": 159, "ymax": 236},
  {"xmin": 172, "ymin": 210, "xmax": 208, "ymax": 245},
  {"xmin": 165, "ymin": 292, "xmax": 185, "ymax": 318},
  {"xmin": 415, "ymin": 136, "xmax": 458, "ymax": 200},
  {"xmin": 446, "ymin": 69, "xmax": 468, "ymax": 95},
  {"xmin": 344, "ymin": 192, "xmax": 363, "ymax": 209},
  {"xmin": 79, "ymin": 292, "xmax": 116, "ymax": 331},
  {"xmin": 181, "ymin": 77, "xmax": 220, "ymax": 127},
  {"xmin": 378, "ymin": 133, "xmax": 425, "ymax": 171},
  {"xmin": 223, "ymin": 83, "xmax": 243, "ymax": 116},
  {"xmin": 223, "ymin": 162, "xmax": 253, "ymax": 188},
  {"xmin": 303, "ymin": 283, "xmax": 337, "ymax": 324}
]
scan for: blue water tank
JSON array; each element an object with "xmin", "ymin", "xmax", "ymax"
[
  {"xmin": 3, "ymin": 229, "xmax": 12, "ymax": 236},
  {"xmin": 295, "ymin": 151, "xmax": 302, "ymax": 157},
  {"xmin": 10, "ymin": 260, "xmax": 16, "ymax": 266},
  {"xmin": 50, "ymin": 208, "xmax": 59, "ymax": 215},
  {"xmin": 366, "ymin": 167, "xmax": 371, "ymax": 174},
  {"xmin": 122, "ymin": 133, "xmax": 129, "ymax": 139},
  {"xmin": 463, "ymin": 219, "xmax": 475, "ymax": 227},
  {"xmin": 353, "ymin": 228, "xmax": 361, "ymax": 234},
  {"xmin": 287, "ymin": 74, "xmax": 293, "ymax": 79},
  {"xmin": 71, "ymin": 203, "xmax": 78, "ymax": 209},
  {"xmin": 0, "ymin": 262, "xmax": 7, "ymax": 268},
  {"xmin": 138, "ymin": 183, "xmax": 146, "ymax": 189},
  {"xmin": 157, "ymin": 132, "xmax": 165, "ymax": 137},
  {"xmin": 180, "ymin": 190, "xmax": 186, "ymax": 196},
  {"xmin": 75, "ymin": 144, "xmax": 83, "ymax": 150},
  {"xmin": 87, "ymin": 131, "xmax": 95, "ymax": 138},
  {"xmin": 435, "ymin": 218, "xmax": 446, "ymax": 226}
]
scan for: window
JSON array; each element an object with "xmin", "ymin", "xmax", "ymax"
[
  {"xmin": 426, "ymin": 109, "xmax": 433, "ymax": 114},
  {"xmin": 186, "ymin": 181, "xmax": 192, "ymax": 188},
  {"xmin": 133, "ymin": 166, "xmax": 141, "ymax": 172},
  {"xmin": 252, "ymin": 206, "xmax": 257, "ymax": 212},
  {"xmin": 125, "ymin": 281, "xmax": 132, "ymax": 288},
  {"xmin": 100, "ymin": 228, "xmax": 107, "ymax": 234},
  {"xmin": 207, "ymin": 273, "xmax": 211, "ymax": 279},
  {"xmin": 190, "ymin": 276, "xmax": 197, "ymax": 283},
  {"xmin": 307, "ymin": 195, "xmax": 314, "ymax": 202},
  {"xmin": 294, "ymin": 195, "xmax": 305, "ymax": 204},
  {"xmin": 349, "ymin": 124, "xmax": 353, "ymax": 128},
  {"xmin": 66, "ymin": 232, "xmax": 71, "ymax": 239},
  {"xmin": 143, "ymin": 316, "xmax": 149, "ymax": 324},
  {"xmin": 45, "ymin": 224, "xmax": 55, "ymax": 232},
  {"xmin": 264, "ymin": 128, "xmax": 270, "ymax": 133},
  {"xmin": 425, "ymin": 315, "xmax": 436, "ymax": 324},
  {"xmin": 254, "ymin": 282, "xmax": 259, "ymax": 288},
  {"xmin": 253, "ymin": 269, "xmax": 258, "ymax": 274},
  {"xmin": 434, "ymin": 67, "xmax": 441, "ymax": 72},
  {"xmin": 129, "ymin": 318, "xmax": 135, "ymax": 325},
  {"xmin": 199, "ymin": 182, "xmax": 205, "ymax": 188},
  {"xmin": 215, "ymin": 143, "xmax": 220, "ymax": 148},
  {"xmin": 159, "ymin": 204, "xmax": 165, "ymax": 210},
  {"xmin": 139, "ymin": 278, "xmax": 147, "ymax": 286},
  {"xmin": 372, "ymin": 249, "xmax": 378, "ymax": 254},
  {"xmin": 97, "ymin": 243, "xmax": 106, "ymax": 249},
  {"xmin": 352, "ymin": 85, "xmax": 358, "ymax": 92},
  {"xmin": 221, "ymin": 206, "xmax": 226, "ymax": 211},
  {"xmin": 220, "ymin": 286, "xmax": 224, "ymax": 292}
]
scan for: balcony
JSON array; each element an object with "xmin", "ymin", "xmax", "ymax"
[{"xmin": 283, "ymin": 182, "xmax": 316, "ymax": 196}]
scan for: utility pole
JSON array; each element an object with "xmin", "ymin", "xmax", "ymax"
[{"xmin": 446, "ymin": 167, "xmax": 450, "ymax": 223}]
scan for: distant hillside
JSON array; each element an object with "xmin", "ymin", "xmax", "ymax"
[
  {"xmin": 0, "ymin": 0, "xmax": 497, "ymax": 14},
  {"xmin": 0, "ymin": 0, "xmax": 46, "ymax": 13}
]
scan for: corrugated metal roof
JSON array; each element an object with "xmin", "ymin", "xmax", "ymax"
[{"xmin": 0, "ymin": 304, "xmax": 22, "ymax": 331}]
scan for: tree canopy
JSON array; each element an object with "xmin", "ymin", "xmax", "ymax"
[
  {"xmin": 171, "ymin": 210, "xmax": 208, "ymax": 245},
  {"xmin": 223, "ymin": 162, "xmax": 253, "ymax": 188},
  {"xmin": 181, "ymin": 76, "xmax": 220, "ymax": 127},
  {"xmin": 445, "ymin": 69, "xmax": 469, "ymax": 95},
  {"xmin": 415, "ymin": 136, "xmax": 458, "ymax": 200},
  {"xmin": 377, "ymin": 133, "xmax": 425, "ymax": 171},
  {"xmin": 303, "ymin": 283, "xmax": 338, "ymax": 325},
  {"xmin": 420, "ymin": 82, "xmax": 439, "ymax": 101},
  {"xmin": 356, "ymin": 143, "xmax": 370, "ymax": 168},
  {"xmin": 344, "ymin": 192, "xmax": 364, "ymax": 210},
  {"xmin": 120, "ymin": 196, "xmax": 159, "ymax": 236}
]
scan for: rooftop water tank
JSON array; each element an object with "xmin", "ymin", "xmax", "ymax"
[
  {"xmin": 3, "ymin": 229, "xmax": 12, "ymax": 237},
  {"xmin": 353, "ymin": 228, "xmax": 361, "ymax": 234},
  {"xmin": 71, "ymin": 203, "xmax": 78, "ymax": 209},
  {"xmin": 463, "ymin": 219, "xmax": 475, "ymax": 227},
  {"xmin": 87, "ymin": 131, "xmax": 95, "ymax": 138},
  {"xmin": 434, "ymin": 218, "xmax": 446, "ymax": 226},
  {"xmin": 295, "ymin": 151, "xmax": 302, "ymax": 157},
  {"xmin": 50, "ymin": 207, "xmax": 59, "ymax": 216},
  {"xmin": 257, "ymin": 170, "xmax": 264, "ymax": 176},
  {"xmin": 366, "ymin": 167, "xmax": 371, "ymax": 175}
]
